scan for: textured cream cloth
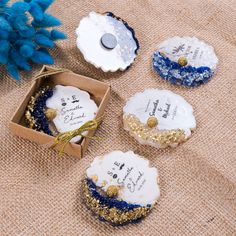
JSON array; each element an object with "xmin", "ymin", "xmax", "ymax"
[{"xmin": 0, "ymin": 0, "xmax": 236, "ymax": 235}]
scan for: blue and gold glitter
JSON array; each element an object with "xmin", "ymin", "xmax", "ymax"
[
  {"xmin": 153, "ymin": 52, "xmax": 214, "ymax": 87},
  {"xmin": 82, "ymin": 178, "xmax": 153, "ymax": 225},
  {"xmin": 25, "ymin": 86, "xmax": 53, "ymax": 135}
]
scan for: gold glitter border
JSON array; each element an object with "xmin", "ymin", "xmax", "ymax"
[
  {"xmin": 82, "ymin": 179, "xmax": 153, "ymax": 225},
  {"xmin": 25, "ymin": 86, "xmax": 51, "ymax": 129},
  {"xmin": 123, "ymin": 114, "xmax": 187, "ymax": 147}
]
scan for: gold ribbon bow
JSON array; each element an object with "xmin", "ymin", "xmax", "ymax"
[{"xmin": 51, "ymin": 117, "xmax": 103, "ymax": 155}]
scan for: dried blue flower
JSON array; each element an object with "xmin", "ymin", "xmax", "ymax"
[
  {"xmin": 31, "ymin": 48, "xmax": 54, "ymax": 65},
  {"xmin": 20, "ymin": 45, "xmax": 34, "ymax": 57},
  {"xmin": 51, "ymin": 29, "xmax": 67, "ymax": 40},
  {"xmin": 0, "ymin": 0, "xmax": 66, "ymax": 80}
]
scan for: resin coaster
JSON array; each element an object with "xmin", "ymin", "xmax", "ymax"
[
  {"xmin": 83, "ymin": 150, "xmax": 160, "ymax": 225},
  {"xmin": 153, "ymin": 36, "xmax": 218, "ymax": 87},
  {"xmin": 76, "ymin": 11, "xmax": 139, "ymax": 72},
  {"xmin": 46, "ymin": 85, "xmax": 98, "ymax": 142},
  {"xmin": 123, "ymin": 89, "xmax": 196, "ymax": 148},
  {"xmin": 25, "ymin": 85, "xmax": 98, "ymax": 142}
]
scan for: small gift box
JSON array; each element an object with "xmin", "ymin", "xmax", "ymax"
[{"xmin": 9, "ymin": 66, "xmax": 110, "ymax": 158}]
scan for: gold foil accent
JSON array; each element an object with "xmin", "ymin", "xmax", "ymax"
[
  {"xmin": 82, "ymin": 179, "xmax": 152, "ymax": 225},
  {"xmin": 106, "ymin": 185, "xmax": 119, "ymax": 198},
  {"xmin": 178, "ymin": 57, "xmax": 188, "ymax": 67},
  {"xmin": 123, "ymin": 114, "xmax": 186, "ymax": 147},
  {"xmin": 147, "ymin": 117, "xmax": 158, "ymax": 128},
  {"xmin": 45, "ymin": 108, "xmax": 57, "ymax": 120},
  {"xmin": 91, "ymin": 175, "xmax": 98, "ymax": 182}
]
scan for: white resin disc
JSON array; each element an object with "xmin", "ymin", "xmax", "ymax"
[
  {"xmin": 123, "ymin": 89, "xmax": 196, "ymax": 146},
  {"xmin": 46, "ymin": 85, "xmax": 98, "ymax": 142},
  {"xmin": 76, "ymin": 11, "xmax": 138, "ymax": 72},
  {"xmin": 86, "ymin": 150, "xmax": 160, "ymax": 206},
  {"xmin": 158, "ymin": 36, "xmax": 218, "ymax": 70}
]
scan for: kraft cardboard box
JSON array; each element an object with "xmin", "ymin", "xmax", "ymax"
[{"xmin": 9, "ymin": 66, "xmax": 111, "ymax": 158}]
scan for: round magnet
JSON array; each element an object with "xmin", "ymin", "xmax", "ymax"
[
  {"xmin": 76, "ymin": 11, "xmax": 139, "ymax": 72},
  {"xmin": 101, "ymin": 33, "xmax": 117, "ymax": 50}
]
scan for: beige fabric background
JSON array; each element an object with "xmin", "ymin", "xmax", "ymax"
[{"xmin": 0, "ymin": 0, "xmax": 236, "ymax": 235}]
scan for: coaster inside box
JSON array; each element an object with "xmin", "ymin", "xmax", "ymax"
[
  {"xmin": 19, "ymin": 74, "xmax": 101, "ymax": 133},
  {"xmin": 10, "ymin": 66, "xmax": 110, "ymax": 157}
]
